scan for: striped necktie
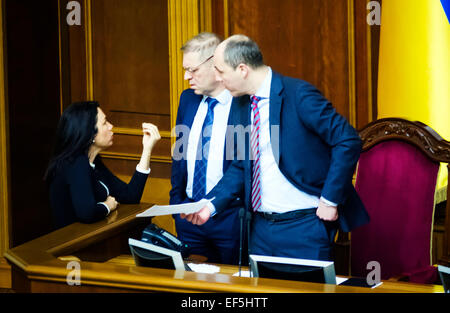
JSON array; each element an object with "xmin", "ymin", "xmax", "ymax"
[
  {"xmin": 250, "ymin": 96, "xmax": 262, "ymax": 212},
  {"xmin": 192, "ymin": 97, "xmax": 218, "ymax": 201}
]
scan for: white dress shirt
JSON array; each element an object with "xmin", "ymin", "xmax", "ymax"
[
  {"xmin": 207, "ymin": 71, "xmax": 336, "ymax": 214},
  {"xmin": 186, "ymin": 89, "xmax": 233, "ymax": 198},
  {"xmin": 251, "ymin": 68, "xmax": 323, "ymax": 213}
]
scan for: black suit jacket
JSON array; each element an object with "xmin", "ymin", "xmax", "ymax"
[
  {"xmin": 49, "ymin": 154, "xmax": 148, "ymax": 229},
  {"xmin": 208, "ymin": 71, "xmax": 369, "ymax": 232},
  {"xmin": 169, "ymin": 88, "xmax": 243, "ymax": 209}
]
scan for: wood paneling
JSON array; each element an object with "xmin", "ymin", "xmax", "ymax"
[
  {"xmin": 91, "ymin": 0, "xmax": 170, "ymax": 120},
  {"xmin": 354, "ymin": 0, "xmax": 381, "ymax": 129},
  {"xmin": 211, "ymin": 0, "xmax": 227, "ymax": 38},
  {"xmin": 109, "ymin": 134, "xmax": 171, "ymax": 159},
  {"xmin": 0, "ymin": 1, "xmax": 12, "ymax": 288},
  {"xmin": 167, "ymin": 0, "xmax": 202, "ymax": 132},
  {"xmin": 4, "ymin": 0, "xmax": 61, "ymax": 246},
  {"xmin": 90, "ymin": 0, "xmax": 171, "ymax": 177},
  {"xmin": 0, "ymin": 0, "xmax": 11, "ymax": 260},
  {"xmin": 228, "ymin": 0, "xmax": 351, "ymax": 120},
  {"xmin": 4, "ymin": 203, "xmax": 443, "ymax": 293},
  {"xmin": 221, "ymin": 0, "xmax": 379, "ymax": 129},
  {"xmin": 61, "ymin": 0, "xmax": 88, "ymax": 107}
]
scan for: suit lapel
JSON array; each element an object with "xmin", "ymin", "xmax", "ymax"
[
  {"xmin": 184, "ymin": 96, "xmax": 202, "ymax": 128},
  {"xmin": 269, "ymin": 71, "xmax": 284, "ymax": 165},
  {"xmin": 223, "ymin": 96, "xmax": 247, "ymax": 170},
  {"xmin": 180, "ymin": 93, "xmax": 202, "ymax": 175}
]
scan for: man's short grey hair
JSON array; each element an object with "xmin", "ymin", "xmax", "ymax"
[
  {"xmin": 223, "ymin": 34, "xmax": 264, "ymax": 69},
  {"xmin": 181, "ymin": 32, "xmax": 222, "ymax": 60}
]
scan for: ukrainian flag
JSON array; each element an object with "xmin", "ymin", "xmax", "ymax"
[{"xmin": 377, "ymin": 0, "xmax": 450, "ymax": 194}]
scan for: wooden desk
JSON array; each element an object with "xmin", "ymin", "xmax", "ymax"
[{"xmin": 4, "ymin": 204, "xmax": 444, "ymax": 293}]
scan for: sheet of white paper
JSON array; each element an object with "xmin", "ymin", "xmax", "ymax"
[
  {"xmin": 232, "ymin": 270, "xmax": 252, "ymax": 277},
  {"xmin": 136, "ymin": 198, "xmax": 213, "ymax": 217},
  {"xmin": 336, "ymin": 277, "xmax": 349, "ymax": 285},
  {"xmin": 187, "ymin": 263, "xmax": 221, "ymax": 274}
]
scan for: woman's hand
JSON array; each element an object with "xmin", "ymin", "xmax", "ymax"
[
  {"xmin": 142, "ymin": 123, "xmax": 161, "ymax": 152},
  {"xmin": 137, "ymin": 123, "xmax": 161, "ymax": 173},
  {"xmin": 104, "ymin": 195, "xmax": 119, "ymax": 212}
]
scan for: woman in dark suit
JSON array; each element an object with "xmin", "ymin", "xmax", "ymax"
[{"xmin": 45, "ymin": 101, "xmax": 161, "ymax": 229}]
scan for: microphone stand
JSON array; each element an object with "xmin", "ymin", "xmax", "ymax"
[
  {"xmin": 238, "ymin": 208, "xmax": 245, "ymax": 277},
  {"xmin": 246, "ymin": 211, "xmax": 252, "ymax": 277}
]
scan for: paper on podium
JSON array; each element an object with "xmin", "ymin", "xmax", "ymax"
[{"xmin": 136, "ymin": 198, "xmax": 213, "ymax": 217}]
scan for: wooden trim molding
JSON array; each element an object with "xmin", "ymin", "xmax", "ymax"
[
  {"xmin": 365, "ymin": 0, "xmax": 373, "ymax": 125},
  {"xmin": 347, "ymin": 0, "xmax": 357, "ymax": 127},
  {"xmin": 0, "ymin": 0, "xmax": 11, "ymax": 288},
  {"xmin": 113, "ymin": 127, "xmax": 171, "ymax": 139},
  {"xmin": 0, "ymin": 0, "xmax": 10, "ymax": 255},
  {"xmin": 57, "ymin": 0, "xmax": 64, "ymax": 113},
  {"xmin": 84, "ymin": 0, "xmax": 94, "ymax": 100},
  {"xmin": 100, "ymin": 151, "xmax": 171, "ymax": 163},
  {"xmin": 0, "ymin": 257, "xmax": 11, "ymax": 288},
  {"xmin": 359, "ymin": 118, "xmax": 450, "ymax": 162},
  {"xmin": 223, "ymin": 0, "xmax": 229, "ymax": 38},
  {"xmin": 199, "ymin": 0, "xmax": 212, "ymax": 32},
  {"xmin": 168, "ymin": 0, "xmax": 200, "ymax": 143}
]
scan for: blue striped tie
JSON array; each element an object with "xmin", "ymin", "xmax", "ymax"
[{"xmin": 192, "ymin": 97, "xmax": 218, "ymax": 201}]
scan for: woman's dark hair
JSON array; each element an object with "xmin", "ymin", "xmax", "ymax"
[{"xmin": 44, "ymin": 101, "xmax": 100, "ymax": 181}]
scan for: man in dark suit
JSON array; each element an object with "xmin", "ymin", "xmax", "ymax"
[
  {"xmin": 182, "ymin": 34, "xmax": 369, "ymax": 261},
  {"xmin": 170, "ymin": 33, "xmax": 243, "ymax": 264}
]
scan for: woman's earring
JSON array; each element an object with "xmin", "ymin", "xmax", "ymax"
[{"xmin": 92, "ymin": 139, "xmax": 96, "ymax": 143}]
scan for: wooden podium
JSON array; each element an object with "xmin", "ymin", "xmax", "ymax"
[{"xmin": 4, "ymin": 204, "xmax": 443, "ymax": 293}]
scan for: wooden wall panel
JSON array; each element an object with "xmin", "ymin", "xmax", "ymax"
[
  {"xmin": 59, "ymin": 0, "xmax": 206, "ymax": 208},
  {"xmin": 91, "ymin": 0, "xmax": 170, "ymax": 125},
  {"xmin": 4, "ymin": 0, "xmax": 61, "ymax": 246},
  {"xmin": 220, "ymin": 0, "xmax": 380, "ymax": 129},
  {"xmin": 109, "ymin": 134, "xmax": 171, "ymax": 159},
  {"xmin": 89, "ymin": 0, "xmax": 171, "ymax": 184},
  {"xmin": 354, "ymin": 0, "xmax": 380, "ymax": 129},
  {"xmin": 0, "ymin": 0, "xmax": 12, "ymax": 286},
  {"xmin": 228, "ymin": 0, "xmax": 351, "ymax": 120},
  {"xmin": 58, "ymin": 0, "xmax": 88, "ymax": 108}
]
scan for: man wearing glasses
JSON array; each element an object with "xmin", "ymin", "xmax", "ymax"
[{"xmin": 169, "ymin": 32, "xmax": 243, "ymax": 264}]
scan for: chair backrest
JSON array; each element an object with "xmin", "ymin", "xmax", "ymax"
[{"xmin": 351, "ymin": 118, "xmax": 450, "ymax": 283}]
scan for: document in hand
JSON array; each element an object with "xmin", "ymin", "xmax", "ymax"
[{"xmin": 136, "ymin": 198, "xmax": 213, "ymax": 217}]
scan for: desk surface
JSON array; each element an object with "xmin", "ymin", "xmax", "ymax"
[{"xmin": 4, "ymin": 203, "xmax": 445, "ymax": 293}]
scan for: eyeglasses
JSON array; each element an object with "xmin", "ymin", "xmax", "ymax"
[{"xmin": 183, "ymin": 55, "xmax": 213, "ymax": 74}]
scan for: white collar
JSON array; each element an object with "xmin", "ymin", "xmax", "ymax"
[
  {"xmin": 252, "ymin": 66, "xmax": 272, "ymax": 99},
  {"xmin": 203, "ymin": 88, "xmax": 232, "ymax": 106}
]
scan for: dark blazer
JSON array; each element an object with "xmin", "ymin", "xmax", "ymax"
[
  {"xmin": 170, "ymin": 89, "xmax": 242, "ymax": 209},
  {"xmin": 49, "ymin": 154, "xmax": 148, "ymax": 229},
  {"xmin": 208, "ymin": 71, "xmax": 369, "ymax": 232}
]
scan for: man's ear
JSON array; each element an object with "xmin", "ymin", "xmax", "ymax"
[{"xmin": 238, "ymin": 63, "xmax": 249, "ymax": 78}]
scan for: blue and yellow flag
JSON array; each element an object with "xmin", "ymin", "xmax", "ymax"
[
  {"xmin": 377, "ymin": 0, "xmax": 450, "ymax": 193},
  {"xmin": 442, "ymin": 0, "xmax": 450, "ymax": 23}
]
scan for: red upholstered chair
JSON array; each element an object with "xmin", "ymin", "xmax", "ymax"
[{"xmin": 350, "ymin": 118, "xmax": 450, "ymax": 284}]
